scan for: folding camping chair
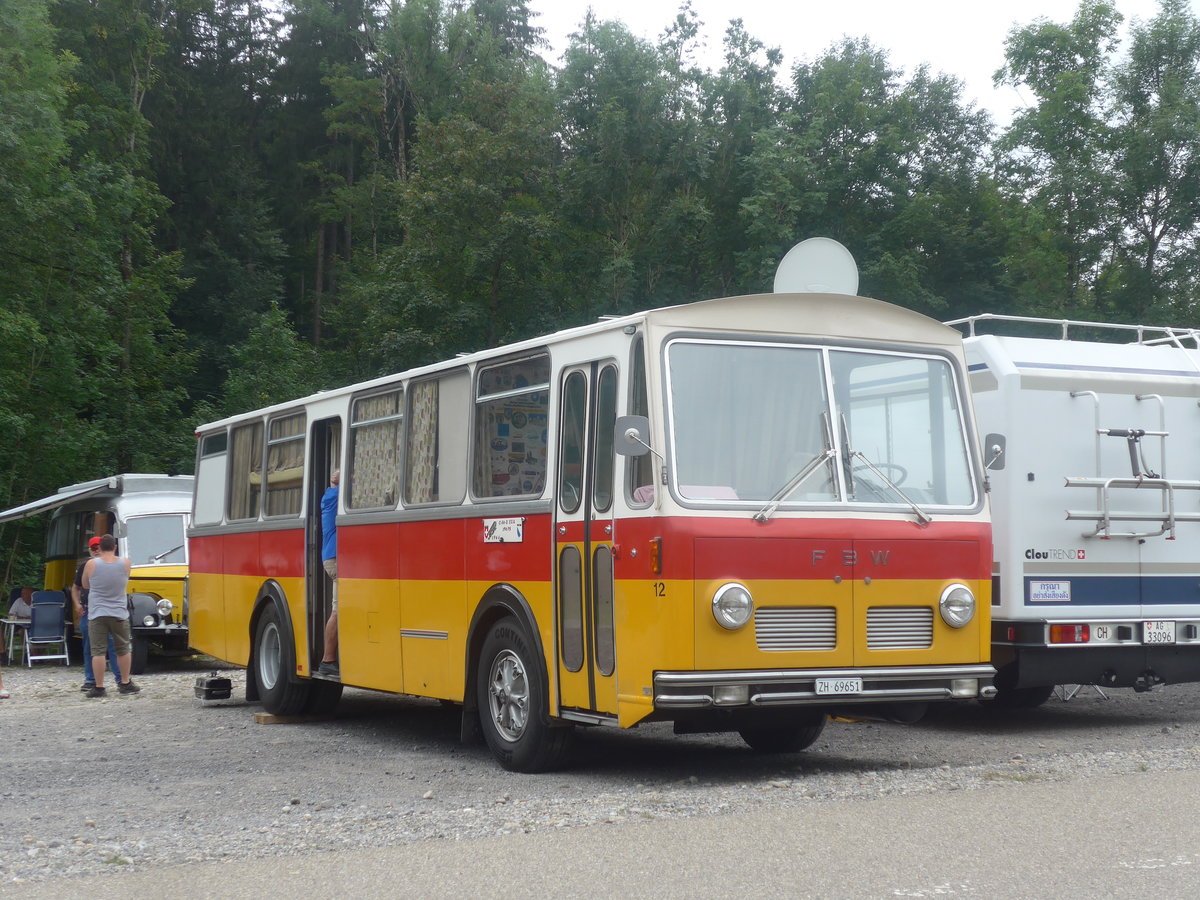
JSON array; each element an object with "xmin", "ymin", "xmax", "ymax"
[{"xmin": 26, "ymin": 591, "xmax": 70, "ymax": 666}]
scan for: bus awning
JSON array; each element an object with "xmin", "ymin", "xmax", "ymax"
[{"xmin": 0, "ymin": 481, "xmax": 114, "ymax": 525}]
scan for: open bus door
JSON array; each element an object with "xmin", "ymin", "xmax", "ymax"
[
  {"xmin": 555, "ymin": 361, "xmax": 620, "ymax": 722},
  {"xmin": 307, "ymin": 417, "xmax": 341, "ymax": 676}
]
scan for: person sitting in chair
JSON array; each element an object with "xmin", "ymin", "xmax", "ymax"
[{"xmin": 7, "ymin": 587, "xmax": 33, "ymax": 619}]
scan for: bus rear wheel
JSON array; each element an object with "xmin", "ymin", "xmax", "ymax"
[
  {"xmin": 255, "ymin": 604, "xmax": 310, "ymax": 716},
  {"xmin": 477, "ymin": 617, "xmax": 571, "ymax": 773},
  {"xmin": 739, "ymin": 713, "xmax": 827, "ymax": 753}
]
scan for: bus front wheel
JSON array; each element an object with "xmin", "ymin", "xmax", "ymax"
[
  {"xmin": 477, "ymin": 617, "xmax": 571, "ymax": 773},
  {"xmin": 255, "ymin": 604, "xmax": 310, "ymax": 716},
  {"xmin": 739, "ymin": 713, "xmax": 827, "ymax": 753}
]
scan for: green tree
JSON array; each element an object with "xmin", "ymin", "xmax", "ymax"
[
  {"xmin": 327, "ymin": 0, "xmax": 559, "ymax": 376},
  {"xmin": 146, "ymin": 0, "xmax": 288, "ymax": 405},
  {"xmin": 698, "ymin": 19, "xmax": 783, "ymax": 295},
  {"xmin": 0, "ymin": 0, "xmax": 98, "ymax": 586},
  {"xmin": 1107, "ymin": 0, "xmax": 1200, "ymax": 320},
  {"xmin": 50, "ymin": 0, "xmax": 195, "ymax": 474},
  {"xmin": 555, "ymin": 8, "xmax": 712, "ymax": 316},
  {"xmin": 995, "ymin": 0, "xmax": 1123, "ymax": 315},
  {"xmin": 740, "ymin": 38, "xmax": 1003, "ymax": 317}
]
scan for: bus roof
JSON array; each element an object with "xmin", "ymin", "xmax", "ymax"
[{"xmin": 195, "ymin": 291, "xmax": 960, "ymax": 433}]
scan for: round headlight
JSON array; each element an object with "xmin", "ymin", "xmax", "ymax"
[
  {"xmin": 939, "ymin": 584, "xmax": 976, "ymax": 628},
  {"xmin": 712, "ymin": 583, "xmax": 754, "ymax": 630},
  {"xmin": 156, "ymin": 598, "xmax": 173, "ymax": 617},
  {"xmin": 142, "ymin": 614, "xmax": 157, "ymax": 627}
]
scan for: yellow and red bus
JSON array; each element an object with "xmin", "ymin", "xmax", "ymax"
[{"xmin": 189, "ymin": 261, "xmax": 994, "ymax": 770}]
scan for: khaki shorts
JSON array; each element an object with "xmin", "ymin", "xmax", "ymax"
[
  {"xmin": 89, "ymin": 616, "xmax": 132, "ymax": 657},
  {"xmin": 323, "ymin": 558, "xmax": 338, "ymax": 610}
]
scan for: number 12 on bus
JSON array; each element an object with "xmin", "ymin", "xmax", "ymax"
[{"xmin": 188, "ymin": 289, "xmax": 995, "ymax": 771}]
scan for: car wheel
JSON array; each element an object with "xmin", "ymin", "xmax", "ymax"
[{"xmin": 477, "ymin": 616, "xmax": 571, "ymax": 772}]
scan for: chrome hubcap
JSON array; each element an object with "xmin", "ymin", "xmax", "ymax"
[
  {"xmin": 487, "ymin": 649, "xmax": 528, "ymax": 742},
  {"xmin": 258, "ymin": 621, "xmax": 281, "ymax": 690}
]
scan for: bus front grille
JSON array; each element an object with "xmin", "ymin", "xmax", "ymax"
[
  {"xmin": 755, "ymin": 607, "xmax": 836, "ymax": 651},
  {"xmin": 867, "ymin": 607, "xmax": 933, "ymax": 649}
]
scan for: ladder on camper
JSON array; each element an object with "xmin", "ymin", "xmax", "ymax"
[
  {"xmin": 1063, "ymin": 390, "xmax": 1200, "ymax": 540},
  {"xmin": 946, "ymin": 314, "xmax": 1200, "ymax": 540}
]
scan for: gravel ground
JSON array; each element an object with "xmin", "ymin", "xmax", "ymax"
[{"xmin": 2, "ymin": 654, "xmax": 1199, "ymax": 889}]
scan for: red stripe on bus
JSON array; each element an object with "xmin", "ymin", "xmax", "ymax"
[{"xmin": 191, "ymin": 514, "xmax": 987, "ymax": 584}]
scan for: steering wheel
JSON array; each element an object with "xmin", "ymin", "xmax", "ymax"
[{"xmin": 853, "ymin": 461, "xmax": 908, "ymax": 486}]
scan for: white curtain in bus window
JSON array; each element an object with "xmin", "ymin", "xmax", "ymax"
[
  {"xmin": 350, "ymin": 390, "xmax": 403, "ymax": 509},
  {"xmin": 473, "ymin": 355, "xmax": 551, "ymax": 499},
  {"xmin": 406, "ymin": 380, "xmax": 438, "ymax": 504},
  {"xmin": 265, "ymin": 413, "xmax": 306, "ymax": 517},
  {"xmin": 229, "ymin": 421, "xmax": 264, "ymax": 520},
  {"xmin": 668, "ymin": 342, "xmax": 835, "ymax": 502},
  {"xmin": 833, "ymin": 351, "xmax": 974, "ymax": 506}
]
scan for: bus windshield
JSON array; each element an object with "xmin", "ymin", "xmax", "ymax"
[
  {"xmin": 124, "ymin": 514, "xmax": 188, "ymax": 565},
  {"xmin": 667, "ymin": 340, "xmax": 976, "ymax": 508}
]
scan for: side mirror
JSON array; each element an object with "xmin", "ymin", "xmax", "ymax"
[
  {"xmin": 984, "ymin": 433, "xmax": 1005, "ymax": 471},
  {"xmin": 615, "ymin": 415, "xmax": 651, "ymax": 457}
]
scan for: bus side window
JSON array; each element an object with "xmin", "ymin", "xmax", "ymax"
[
  {"xmin": 228, "ymin": 421, "xmax": 264, "ymax": 521},
  {"xmin": 472, "ymin": 354, "xmax": 550, "ymax": 500},
  {"xmin": 405, "ymin": 370, "xmax": 470, "ymax": 505},
  {"xmin": 194, "ymin": 430, "xmax": 228, "ymax": 526},
  {"xmin": 349, "ymin": 389, "xmax": 403, "ymax": 509},
  {"xmin": 265, "ymin": 412, "xmax": 306, "ymax": 517}
]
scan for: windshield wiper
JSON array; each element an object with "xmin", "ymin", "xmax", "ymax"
[
  {"xmin": 849, "ymin": 451, "xmax": 931, "ymax": 526},
  {"xmin": 754, "ymin": 448, "xmax": 838, "ymax": 523},
  {"xmin": 151, "ymin": 543, "xmax": 185, "ymax": 563}
]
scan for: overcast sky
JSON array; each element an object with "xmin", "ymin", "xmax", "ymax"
[{"xmin": 527, "ymin": 0, "xmax": 1190, "ymax": 125}]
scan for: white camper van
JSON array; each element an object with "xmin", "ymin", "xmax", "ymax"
[{"xmin": 953, "ymin": 315, "xmax": 1200, "ymax": 706}]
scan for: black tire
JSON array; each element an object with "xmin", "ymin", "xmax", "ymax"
[
  {"xmin": 739, "ymin": 713, "xmax": 828, "ymax": 753},
  {"xmin": 129, "ymin": 636, "xmax": 149, "ymax": 675},
  {"xmin": 986, "ymin": 683, "xmax": 1055, "ymax": 709},
  {"xmin": 477, "ymin": 616, "xmax": 572, "ymax": 772},
  {"xmin": 254, "ymin": 603, "xmax": 311, "ymax": 715},
  {"xmin": 304, "ymin": 679, "xmax": 343, "ymax": 716}
]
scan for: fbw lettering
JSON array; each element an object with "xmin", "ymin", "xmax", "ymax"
[{"xmin": 811, "ymin": 549, "xmax": 891, "ymax": 566}]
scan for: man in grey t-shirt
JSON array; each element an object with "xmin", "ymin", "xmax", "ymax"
[{"xmin": 81, "ymin": 534, "xmax": 140, "ymax": 698}]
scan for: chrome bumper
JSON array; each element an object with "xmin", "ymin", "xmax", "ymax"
[{"xmin": 654, "ymin": 664, "xmax": 997, "ymax": 709}]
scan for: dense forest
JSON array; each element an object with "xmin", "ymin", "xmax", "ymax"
[{"xmin": 2, "ymin": 0, "xmax": 1199, "ymax": 586}]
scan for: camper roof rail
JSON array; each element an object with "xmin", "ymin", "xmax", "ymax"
[{"xmin": 945, "ymin": 313, "xmax": 1200, "ymax": 348}]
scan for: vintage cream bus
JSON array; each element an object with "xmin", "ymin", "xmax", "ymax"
[{"xmin": 189, "ymin": 241, "xmax": 994, "ymax": 770}]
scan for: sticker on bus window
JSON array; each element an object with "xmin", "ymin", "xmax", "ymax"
[
  {"xmin": 484, "ymin": 517, "xmax": 525, "ymax": 543},
  {"xmin": 1029, "ymin": 580, "xmax": 1071, "ymax": 602}
]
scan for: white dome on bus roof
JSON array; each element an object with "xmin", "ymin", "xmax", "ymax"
[{"xmin": 773, "ymin": 237, "xmax": 859, "ymax": 296}]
